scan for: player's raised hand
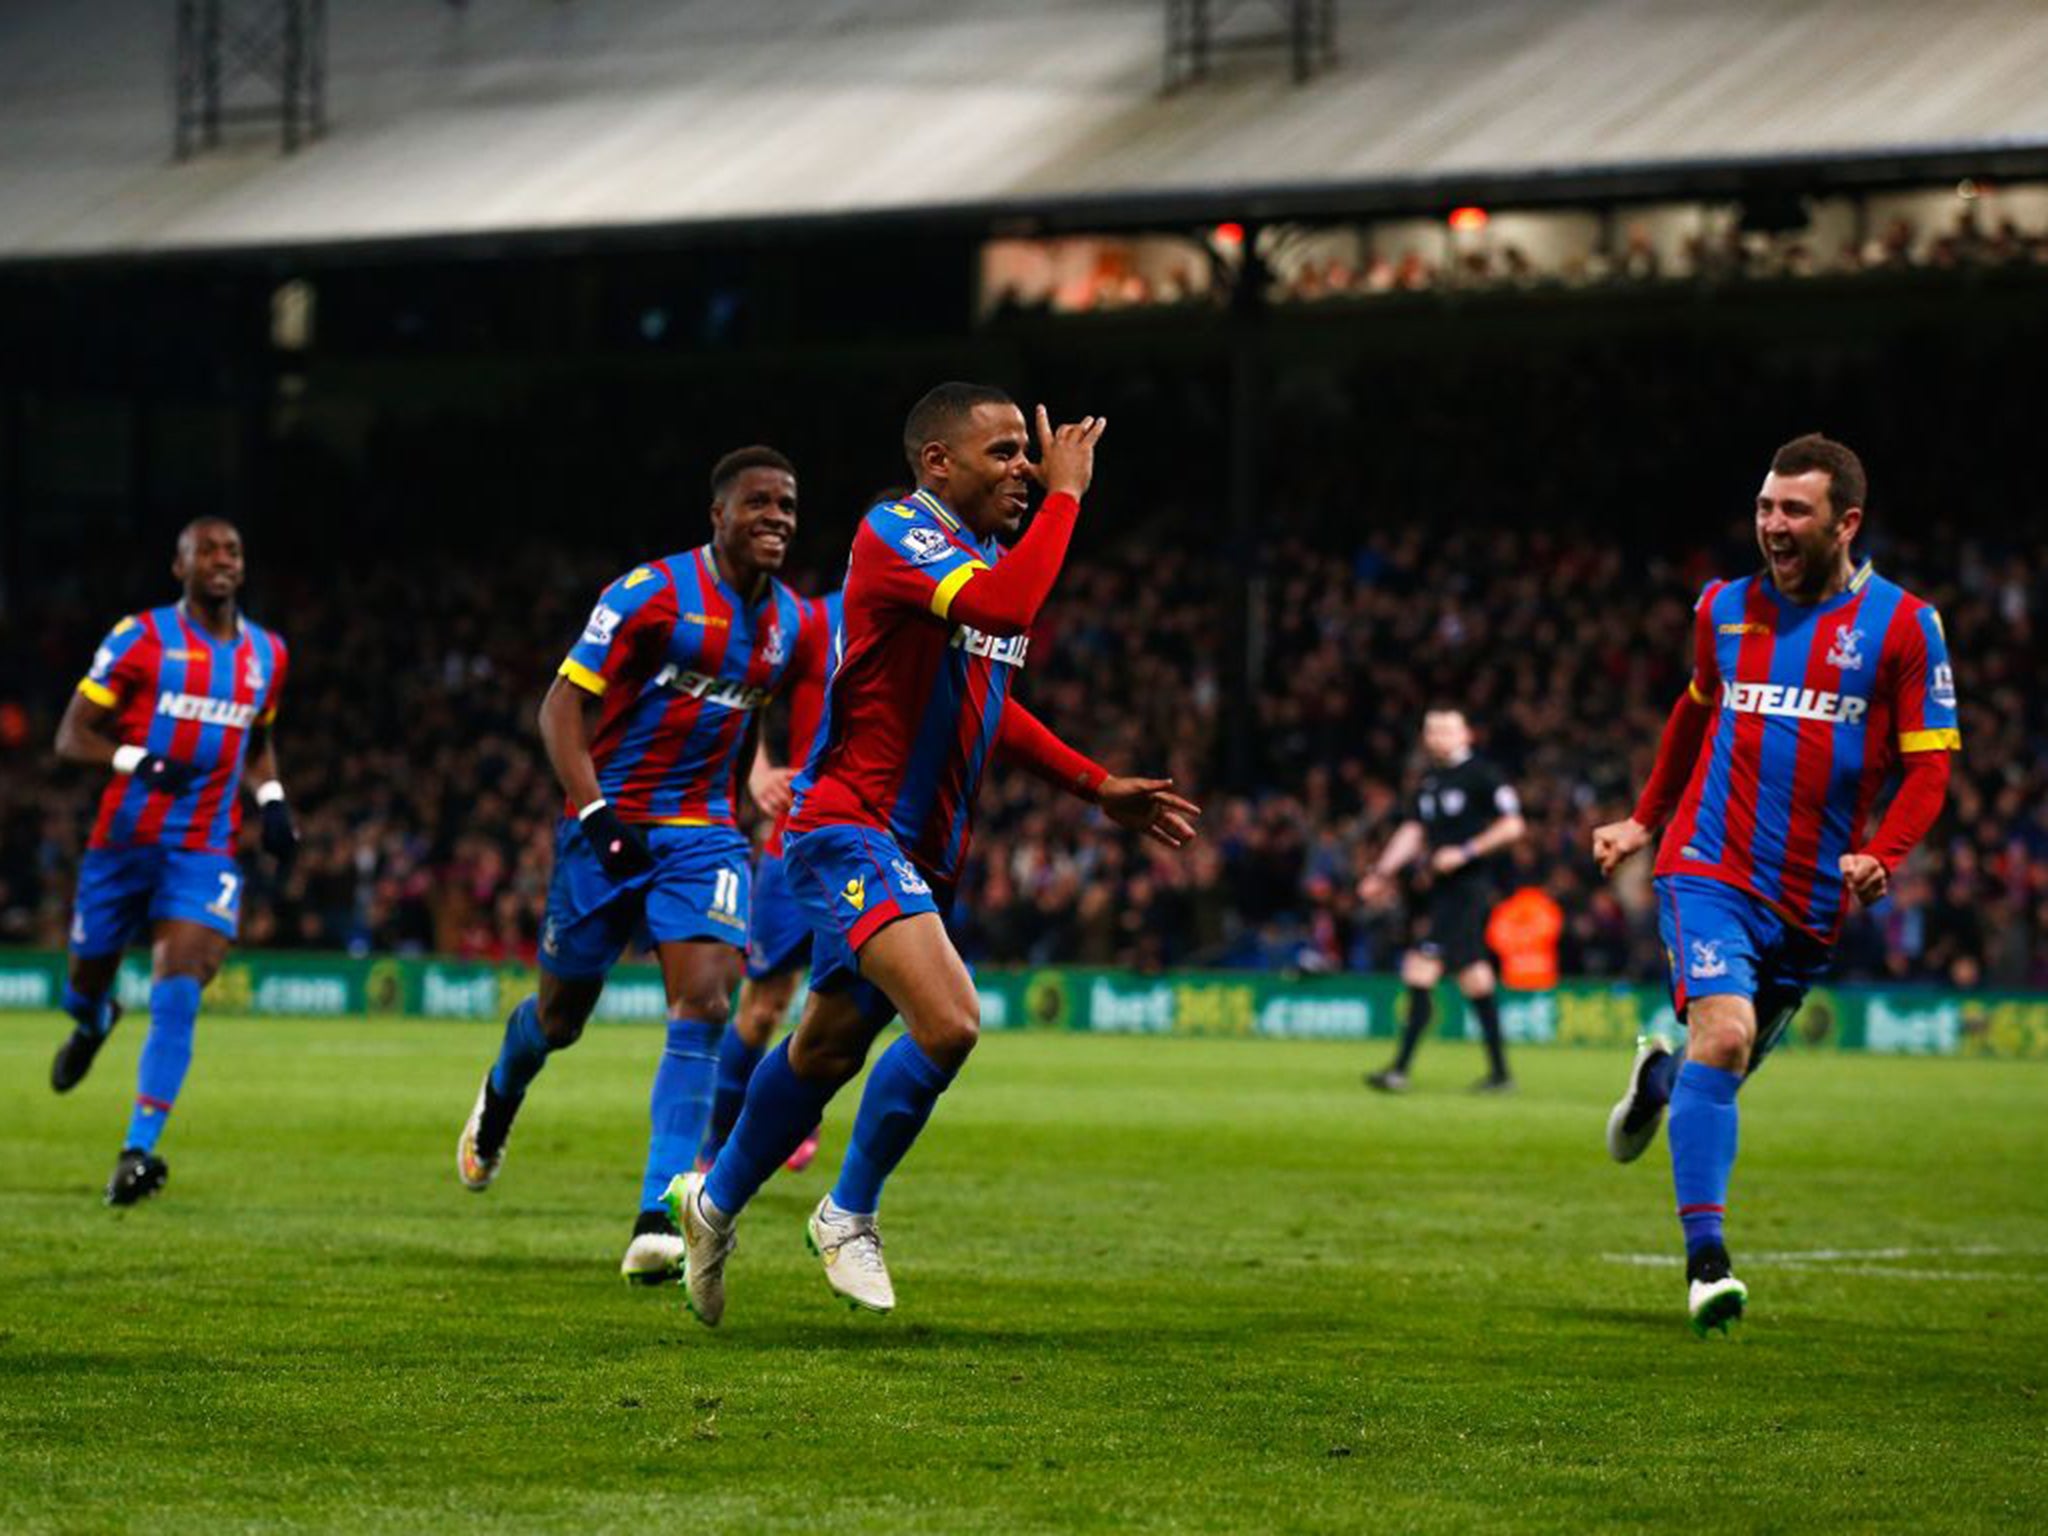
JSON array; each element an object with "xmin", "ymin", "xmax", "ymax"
[
  {"xmin": 1839, "ymin": 852, "xmax": 1890, "ymax": 906},
  {"xmin": 1591, "ymin": 816, "xmax": 1652, "ymax": 877},
  {"xmin": 1031, "ymin": 404, "xmax": 1107, "ymax": 501},
  {"xmin": 580, "ymin": 801, "xmax": 656, "ymax": 883},
  {"xmin": 1097, "ymin": 775, "xmax": 1201, "ymax": 850},
  {"xmin": 1357, "ymin": 870, "xmax": 1396, "ymax": 907}
]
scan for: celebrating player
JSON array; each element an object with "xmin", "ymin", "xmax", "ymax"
[
  {"xmin": 1359, "ymin": 707, "xmax": 1526, "ymax": 1093},
  {"xmin": 668, "ymin": 383, "xmax": 1201, "ymax": 1326},
  {"xmin": 455, "ymin": 446, "xmax": 831, "ymax": 1286},
  {"xmin": 49, "ymin": 518, "xmax": 297, "ymax": 1205},
  {"xmin": 697, "ymin": 587, "xmax": 845, "ymax": 1177},
  {"xmin": 1593, "ymin": 433, "xmax": 1958, "ymax": 1336}
]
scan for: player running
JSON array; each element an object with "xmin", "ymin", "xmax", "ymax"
[
  {"xmin": 49, "ymin": 518, "xmax": 297, "ymax": 1205},
  {"xmin": 1593, "ymin": 433, "xmax": 1958, "ymax": 1336},
  {"xmin": 455, "ymin": 446, "xmax": 831, "ymax": 1286},
  {"xmin": 1359, "ymin": 707, "xmax": 1526, "ymax": 1093},
  {"xmin": 666, "ymin": 383, "xmax": 1201, "ymax": 1326},
  {"xmin": 698, "ymin": 588, "xmax": 845, "ymax": 1177}
]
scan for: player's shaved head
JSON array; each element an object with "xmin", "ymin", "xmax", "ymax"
[
  {"xmin": 176, "ymin": 516, "xmax": 239, "ymax": 558},
  {"xmin": 710, "ymin": 445, "xmax": 797, "ymax": 504},
  {"xmin": 903, "ymin": 382, "xmax": 1017, "ymax": 477}
]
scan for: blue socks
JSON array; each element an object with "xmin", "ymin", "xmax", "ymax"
[
  {"xmin": 1669, "ymin": 1060, "xmax": 1742, "ymax": 1254},
  {"xmin": 638, "ymin": 1019, "xmax": 723, "ymax": 1212},
  {"xmin": 64, "ymin": 981, "xmax": 117, "ymax": 1038},
  {"xmin": 700, "ymin": 1029, "xmax": 766, "ymax": 1167},
  {"xmin": 705, "ymin": 1040, "xmax": 839, "ymax": 1218},
  {"xmin": 488, "ymin": 996, "xmax": 551, "ymax": 1101},
  {"xmin": 831, "ymin": 1035, "xmax": 956, "ymax": 1216},
  {"xmin": 125, "ymin": 976, "xmax": 200, "ymax": 1154}
]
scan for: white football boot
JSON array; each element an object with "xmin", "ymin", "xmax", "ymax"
[
  {"xmin": 1688, "ymin": 1272, "xmax": 1748, "ymax": 1338},
  {"xmin": 457, "ymin": 1078, "xmax": 506, "ymax": 1192},
  {"xmin": 663, "ymin": 1172, "xmax": 737, "ymax": 1327},
  {"xmin": 620, "ymin": 1214, "xmax": 686, "ymax": 1286},
  {"xmin": 805, "ymin": 1198, "xmax": 896, "ymax": 1314},
  {"xmin": 1605, "ymin": 1035, "xmax": 1674, "ymax": 1164}
]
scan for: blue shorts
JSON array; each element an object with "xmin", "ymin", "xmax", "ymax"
[
  {"xmin": 1656, "ymin": 875, "xmax": 1833, "ymax": 1069},
  {"xmin": 746, "ymin": 851, "xmax": 815, "ymax": 982},
  {"xmin": 540, "ymin": 819, "xmax": 752, "ymax": 981},
  {"xmin": 70, "ymin": 845, "xmax": 243, "ymax": 955},
  {"xmin": 782, "ymin": 823, "xmax": 953, "ymax": 1026}
]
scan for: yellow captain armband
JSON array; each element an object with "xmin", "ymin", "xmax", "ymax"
[
  {"xmin": 930, "ymin": 561, "xmax": 989, "ymax": 621},
  {"xmin": 77, "ymin": 678, "xmax": 118, "ymax": 708},
  {"xmin": 558, "ymin": 658, "xmax": 609, "ymax": 696},
  {"xmin": 1898, "ymin": 728, "xmax": 1961, "ymax": 753},
  {"xmin": 1687, "ymin": 678, "xmax": 1712, "ymax": 706}
]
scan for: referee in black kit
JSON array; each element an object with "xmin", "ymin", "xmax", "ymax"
[{"xmin": 1359, "ymin": 707, "xmax": 1527, "ymax": 1093}]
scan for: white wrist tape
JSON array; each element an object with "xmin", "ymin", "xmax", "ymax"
[
  {"xmin": 578, "ymin": 797, "xmax": 609, "ymax": 821},
  {"xmin": 112, "ymin": 745, "xmax": 147, "ymax": 776},
  {"xmin": 255, "ymin": 780, "xmax": 286, "ymax": 806}
]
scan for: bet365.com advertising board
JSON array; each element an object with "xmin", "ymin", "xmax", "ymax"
[{"xmin": 0, "ymin": 951, "xmax": 2043, "ymax": 1058}]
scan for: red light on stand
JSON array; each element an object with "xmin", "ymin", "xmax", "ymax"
[
  {"xmin": 1448, "ymin": 206, "xmax": 1489, "ymax": 232},
  {"xmin": 1213, "ymin": 222, "xmax": 1245, "ymax": 247}
]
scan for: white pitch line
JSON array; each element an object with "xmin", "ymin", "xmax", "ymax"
[{"xmin": 1599, "ymin": 1246, "xmax": 2046, "ymax": 1283}]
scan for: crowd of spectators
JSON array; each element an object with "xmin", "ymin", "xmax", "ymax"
[
  {"xmin": 2, "ymin": 506, "xmax": 2039, "ymax": 991},
  {"xmin": 987, "ymin": 190, "xmax": 2048, "ymax": 317}
]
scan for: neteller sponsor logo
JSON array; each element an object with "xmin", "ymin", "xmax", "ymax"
[
  {"xmin": 654, "ymin": 666, "xmax": 770, "ymax": 710},
  {"xmin": 951, "ymin": 626, "xmax": 1030, "ymax": 668},
  {"xmin": 1720, "ymin": 680, "xmax": 1867, "ymax": 725},
  {"xmin": 156, "ymin": 690, "xmax": 257, "ymax": 728}
]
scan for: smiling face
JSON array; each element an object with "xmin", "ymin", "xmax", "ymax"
[
  {"xmin": 711, "ymin": 466, "xmax": 798, "ymax": 586},
  {"xmin": 920, "ymin": 401, "xmax": 1032, "ymax": 538},
  {"xmin": 173, "ymin": 519, "xmax": 244, "ymax": 607},
  {"xmin": 1756, "ymin": 468, "xmax": 1860, "ymax": 602}
]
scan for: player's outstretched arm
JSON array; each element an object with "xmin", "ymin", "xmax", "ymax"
[
  {"xmin": 995, "ymin": 700, "xmax": 1199, "ymax": 849},
  {"xmin": 54, "ymin": 692, "xmax": 199, "ymax": 795},
  {"xmin": 539, "ymin": 674, "xmax": 653, "ymax": 881},
  {"xmin": 937, "ymin": 408, "xmax": 1106, "ymax": 638},
  {"xmin": 1593, "ymin": 685, "xmax": 1713, "ymax": 877},
  {"xmin": 1841, "ymin": 749, "xmax": 1953, "ymax": 905}
]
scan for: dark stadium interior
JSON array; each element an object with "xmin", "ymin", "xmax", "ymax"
[{"xmin": 4, "ymin": 208, "xmax": 2045, "ymax": 987}]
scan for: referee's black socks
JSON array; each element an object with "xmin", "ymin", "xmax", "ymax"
[
  {"xmin": 1393, "ymin": 985, "xmax": 1434, "ymax": 1072},
  {"xmin": 1471, "ymin": 992, "xmax": 1509, "ymax": 1081}
]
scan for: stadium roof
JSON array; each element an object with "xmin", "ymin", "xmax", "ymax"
[{"xmin": 6, "ymin": 0, "xmax": 2048, "ymax": 259}]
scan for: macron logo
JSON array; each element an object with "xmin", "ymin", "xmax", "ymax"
[
  {"xmin": 156, "ymin": 691, "xmax": 256, "ymax": 729},
  {"xmin": 1720, "ymin": 680, "xmax": 1868, "ymax": 726}
]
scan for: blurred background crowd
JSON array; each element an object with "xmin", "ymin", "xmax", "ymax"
[{"xmin": 2, "ymin": 419, "xmax": 2037, "ymax": 991}]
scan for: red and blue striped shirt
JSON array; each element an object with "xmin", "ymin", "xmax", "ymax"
[
  {"xmin": 559, "ymin": 546, "xmax": 829, "ymax": 827},
  {"xmin": 78, "ymin": 604, "xmax": 289, "ymax": 856},
  {"xmin": 787, "ymin": 491, "xmax": 1024, "ymax": 887},
  {"xmin": 1658, "ymin": 563, "xmax": 1960, "ymax": 943}
]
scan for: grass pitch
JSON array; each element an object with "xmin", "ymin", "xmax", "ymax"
[{"xmin": 2, "ymin": 1014, "xmax": 2044, "ymax": 1534}]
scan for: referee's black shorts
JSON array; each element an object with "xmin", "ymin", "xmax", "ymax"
[{"xmin": 1415, "ymin": 875, "xmax": 1493, "ymax": 970}]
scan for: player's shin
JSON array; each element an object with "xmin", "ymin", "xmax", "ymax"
[
  {"xmin": 702, "ymin": 1039, "xmax": 838, "ymax": 1220},
  {"xmin": 489, "ymin": 995, "xmax": 551, "ymax": 1102},
  {"xmin": 700, "ymin": 1028, "xmax": 766, "ymax": 1167},
  {"xmin": 829, "ymin": 1034, "xmax": 956, "ymax": 1216},
  {"xmin": 124, "ymin": 976, "xmax": 200, "ymax": 1154},
  {"xmin": 63, "ymin": 980, "xmax": 118, "ymax": 1038},
  {"xmin": 1668, "ymin": 1060, "xmax": 1742, "ymax": 1255},
  {"xmin": 638, "ymin": 1019, "xmax": 722, "ymax": 1213}
]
